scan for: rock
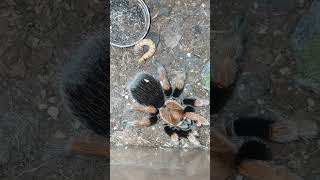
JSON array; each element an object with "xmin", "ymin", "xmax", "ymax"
[
  {"xmin": 307, "ymin": 98, "xmax": 315, "ymax": 108},
  {"xmin": 40, "ymin": 89, "xmax": 46, "ymax": 99},
  {"xmin": 163, "ymin": 18, "xmax": 183, "ymax": 49},
  {"xmin": 47, "ymin": 106, "xmax": 59, "ymax": 119},
  {"xmin": 164, "ymin": 32, "xmax": 181, "ymax": 48},
  {"xmin": 48, "ymin": 96, "xmax": 57, "ymax": 104},
  {"xmin": 279, "ymin": 67, "xmax": 291, "ymax": 75},
  {"xmin": 258, "ymin": 25, "xmax": 268, "ymax": 34},
  {"xmin": 73, "ymin": 120, "xmax": 81, "ymax": 129},
  {"xmin": 53, "ymin": 130, "xmax": 66, "ymax": 139},
  {"xmin": 38, "ymin": 75, "xmax": 49, "ymax": 84},
  {"xmin": 38, "ymin": 103, "xmax": 48, "ymax": 110},
  {"xmin": 26, "ymin": 36, "xmax": 40, "ymax": 48}
]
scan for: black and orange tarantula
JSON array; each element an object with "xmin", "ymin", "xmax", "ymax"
[{"xmin": 127, "ymin": 64, "xmax": 209, "ymax": 147}]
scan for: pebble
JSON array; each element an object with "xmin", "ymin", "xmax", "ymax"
[
  {"xmin": 38, "ymin": 103, "xmax": 48, "ymax": 110},
  {"xmin": 38, "ymin": 75, "xmax": 49, "ymax": 84},
  {"xmin": 73, "ymin": 120, "xmax": 81, "ymax": 129},
  {"xmin": 253, "ymin": 2, "xmax": 259, "ymax": 10},
  {"xmin": 257, "ymin": 99, "xmax": 264, "ymax": 105},
  {"xmin": 258, "ymin": 25, "xmax": 268, "ymax": 34},
  {"xmin": 40, "ymin": 90, "xmax": 46, "ymax": 99},
  {"xmin": 47, "ymin": 106, "xmax": 59, "ymax": 119},
  {"xmin": 307, "ymin": 98, "xmax": 315, "ymax": 108},
  {"xmin": 164, "ymin": 32, "xmax": 181, "ymax": 48},
  {"xmin": 279, "ymin": 67, "xmax": 290, "ymax": 75},
  {"xmin": 53, "ymin": 130, "xmax": 66, "ymax": 139},
  {"xmin": 239, "ymin": 84, "xmax": 245, "ymax": 91},
  {"xmin": 48, "ymin": 96, "xmax": 57, "ymax": 103}
]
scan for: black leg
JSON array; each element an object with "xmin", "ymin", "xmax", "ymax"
[
  {"xmin": 172, "ymin": 72, "xmax": 186, "ymax": 98},
  {"xmin": 184, "ymin": 106, "xmax": 195, "ymax": 113},
  {"xmin": 183, "ymin": 98, "xmax": 196, "ymax": 106},
  {"xmin": 157, "ymin": 64, "xmax": 172, "ymax": 97},
  {"xmin": 164, "ymin": 125, "xmax": 191, "ymax": 139},
  {"xmin": 211, "ymin": 84, "xmax": 235, "ymax": 114},
  {"xmin": 164, "ymin": 125, "xmax": 175, "ymax": 136},
  {"xmin": 183, "ymin": 98, "xmax": 209, "ymax": 107},
  {"xmin": 175, "ymin": 129, "xmax": 192, "ymax": 138},
  {"xmin": 132, "ymin": 115, "xmax": 158, "ymax": 126},
  {"xmin": 172, "ymin": 88, "xmax": 184, "ymax": 98},
  {"xmin": 164, "ymin": 124, "xmax": 179, "ymax": 146},
  {"xmin": 231, "ymin": 117, "xmax": 274, "ymax": 140}
]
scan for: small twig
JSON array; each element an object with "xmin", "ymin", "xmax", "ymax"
[{"xmin": 14, "ymin": 161, "xmax": 49, "ymax": 179}]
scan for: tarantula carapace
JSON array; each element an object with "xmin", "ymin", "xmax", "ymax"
[{"xmin": 127, "ymin": 64, "xmax": 209, "ymax": 147}]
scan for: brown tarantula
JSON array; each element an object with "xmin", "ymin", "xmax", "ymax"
[{"xmin": 127, "ymin": 64, "xmax": 209, "ymax": 147}]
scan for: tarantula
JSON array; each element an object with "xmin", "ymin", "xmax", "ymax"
[
  {"xmin": 127, "ymin": 64, "xmax": 209, "ymax": 147},
  {"xmin": 213, "ymin": 129, "xmax": 303, "ymax": 180}
]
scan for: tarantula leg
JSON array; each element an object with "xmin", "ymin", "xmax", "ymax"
[
  {"xmin": 164, "ymin": 125, "xmax": 179, "ymax": 146},
  {"xmin": 132, "ymin": 115, "xmax": 158, "ymax": 126},
  {"xmin": 183, "ymin": 98, "xmax": 210, "ymax": 107},
  {"xmin": 184, "ymin": 106, "xmax": 195, "ymax": 112},
  {"xmin": 131, "ymin": 103, "xmax": 158, "ymax": 114},
  {"xmin": 229, "ymin": 117, "xmax": 274, "ymax": 140},
  {"xmin": 172, "ymin": 72, "xmax": 186, "ymax": 98},
  {"xmin": 187, "ymin": 132, "xmax": 201, "ymax": 147},
  {"xmin": 184, "ymin": 112, "xmax": 209, "ymax": 126},
  {"xmin": 157, "ymin": 64, "xmax": 172, "ymax": 96}
]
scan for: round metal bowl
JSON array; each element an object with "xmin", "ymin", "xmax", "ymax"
[{"xmin": 110, "ymin": 0, "xmax": 150, "ymax": 48}]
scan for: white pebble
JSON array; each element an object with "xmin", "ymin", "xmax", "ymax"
[
  {"xmin": 53, "ymin": 130, "xmax": 66, "ymax": 139},
  {"xmin": 48, "ymin": 97, "xmax": 57, "ymax": 104},
  {"xmin": 47, "ymin": 106, "xmax": 59, "ymax": 120}
]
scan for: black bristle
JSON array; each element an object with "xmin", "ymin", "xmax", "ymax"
[
  {"xmin": 184, "ymin": 106, "xmax": 195, "ymax": 113},
  {"xmin": 172, "ymin": 88, "xmax": 183, "ymax": 98},
  {"xmin": 148, "ymin": 115, "xmax": 158, "ymax": 126},
  {"xmin": 175, "ymin": 129, "xmax": 191, "ymax": 138},
  {"xmin": 164, "ymin": 125, "xmax": 175, "ymax": 136},
  {"xmin": 164, "ymin": 125, "xmax": 191, "ymax": 138},
  {"xmin": 59, "ymin": 33, "xmax": 109, "ymax": 137},
  {"xmin": 233, "ymin": 117, "xmax": 274, "ymax": 139},
  {"xmin": 235, "ymin": 140, "xmax": 272, "ymax": 165},
  {"xmin": 164, "ymin": 87, "xmax": 172, "ymax": 97},
  {"xmin": 211, "ymin": 84, "xmax": 234, "ymax": 114},
  {"xmin": 129, "ymin": 73, "xmax": 165, "ymax": 108},
  {"xmin": 183, "ymin": 98, "xmax": 196, "ymax": 106}
]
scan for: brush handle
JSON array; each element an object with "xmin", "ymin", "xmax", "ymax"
[{"xmin": 71, "ymin": 142, "xmax": 109, "ymax": 157}]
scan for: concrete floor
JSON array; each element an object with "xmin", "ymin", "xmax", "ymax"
[{"xmin": 111, "ymin": 147, "xmax": 209, "ymax": 180}]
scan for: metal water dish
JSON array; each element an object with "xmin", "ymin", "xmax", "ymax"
[{"xmin": 110, "ymin": 0, "xmax": 150, "ymax": 48}]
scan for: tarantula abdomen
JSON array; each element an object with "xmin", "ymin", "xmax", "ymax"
[{"xmin": 129, "ymin": 73, "xmax": 165, "ymax": 108}]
